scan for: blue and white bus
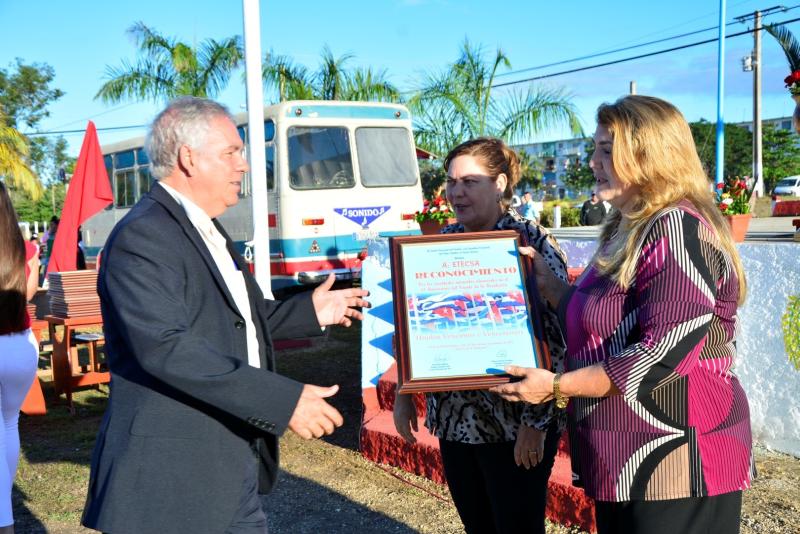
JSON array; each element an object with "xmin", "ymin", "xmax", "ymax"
[{"xmin": 83, "ymin": 100, "xmax": 424, "ymax": 289}]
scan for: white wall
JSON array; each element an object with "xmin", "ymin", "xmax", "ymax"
[{"xmin": 736, "ymin": 244, "xmax": 800, "ymax": 456}]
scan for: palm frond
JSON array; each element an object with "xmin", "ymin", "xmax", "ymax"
[
  {"xmin": 98, "ymin": 23, "xmax": 242, "ymax": 104},
  {"xmin": 261, "ymin": 51, "xmax": 312, "ymax": 102},
  {"xmin": 495, "ymin": 86, "xmax": 583, "ymax": 145},
  {"xmin": 128, "ymin": 21, "xmax": 174, "ymax": 65},
  {"xmin": 0, "ymin": 121, "xmax": 41, "ymax": 200},
  {"xmin": 765, "ymin": 23, "xmax": 800, "ymax": 73},
  {"xmin": 316, "ymin": 45, "xmax": 354, "ymax": 100},
  {"xmin": 95, "ymin": 60, "xmax": 176, "ymax": 103},
  {"xmin": 198, "ymin": 36, "xmax": 244, "ymax": 98},
  {"xmin": 343, "ymin": 68, "xmax": 399, "ymax": 102}
]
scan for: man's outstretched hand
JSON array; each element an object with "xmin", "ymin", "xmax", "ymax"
[
  {"xmin": 288, "ymin": 384, "xmax": 344, "ymax": 439},
  {"xmin": 311, "ymin": 274, "xmax": 370, "ymax": 327}
]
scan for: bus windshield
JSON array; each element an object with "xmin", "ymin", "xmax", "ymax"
[
  {"xmin": 288, "ymin": 126, "xmax": 355, "ymax": 189},
  {"xmin": 355, "ymin": 127, "xmax": 417, "ymax": 187}
]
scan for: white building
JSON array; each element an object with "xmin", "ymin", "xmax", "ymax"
[
  {"xmin": 735, "ymin": 115, "xmax": 794, "ymax": 134},
  {"xmin": 514, "ymin": 137, "xmax": 592, "ymax": 196}
]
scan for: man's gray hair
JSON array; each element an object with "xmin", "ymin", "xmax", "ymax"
[{"xmin": 145, "ymin": 97, "xmax": 235, "ymax": 179}]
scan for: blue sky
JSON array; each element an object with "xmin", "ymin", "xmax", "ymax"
[{"xmin": 2, "ymin": 0, "xmax": 799, "ymax": 159}]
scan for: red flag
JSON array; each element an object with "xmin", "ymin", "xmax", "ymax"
[{"xmin": 47, "ymin": 121, "xmax": 113, "ymax": 275}]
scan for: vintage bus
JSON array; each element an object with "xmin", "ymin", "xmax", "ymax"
[{"xmin": 83, "ymin": 100, "xmax": 424, "ymax": 290}]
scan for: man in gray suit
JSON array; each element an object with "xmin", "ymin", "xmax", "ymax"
[{"xmin": 82, "ymin": 97, "xmax": 369, "ymax": 533}]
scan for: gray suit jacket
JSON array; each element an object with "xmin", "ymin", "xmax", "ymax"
[{"xmin": 82, "ymin": 183, "xmax": 321, "ymax": 533}]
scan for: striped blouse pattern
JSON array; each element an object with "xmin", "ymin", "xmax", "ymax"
[
  {"xmin": 565, "ymin": 204, "xmax": 755, "ymax": 502},
  {"xmin": 424, "ymin": 208, "xmax": 568, "ymax": 443}
]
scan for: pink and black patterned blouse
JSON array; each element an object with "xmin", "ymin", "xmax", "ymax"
[{"xmin": 564, "ymin": 203, "xmax": 755, "ymax": 502}]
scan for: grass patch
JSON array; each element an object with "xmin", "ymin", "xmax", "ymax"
[
  {"xmin": 16, "ymin": 386, "xmax": 106, "ymax": 532},
  {"xmin": 12, "ymin": 323, "xmax": 364, "ymax": 531}
]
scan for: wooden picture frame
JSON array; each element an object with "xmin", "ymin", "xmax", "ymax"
[{"xmin": 390, "ymin": 230, "xmax": 551, "ymax": 394}]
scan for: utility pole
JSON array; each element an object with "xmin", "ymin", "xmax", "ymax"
[
  {"xmin": 629, "ymin": 81, "xmax": 637, "ymax": 95},
  {"xmin": 753, "ymin": 10, "xmax": 764, "ymax": 197},
  {"xmin": 736, "ymin": 6, "xmax": 786, "ymax": 195}
]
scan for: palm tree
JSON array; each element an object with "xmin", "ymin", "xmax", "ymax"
[
  {"xmin": 95, "ymin": 21, "xmax": 244, "ymax": 103},
  {"xmin": 261, "ymin": 51, "xmax": 313, "ymax": 102},
  {"xmin": 0, "ymin": 108, "xmax": 41, "ymax": 200},
  {"xmin": 409, "ymin": 39, "xmax": 582, "ymax": 157},
  {"xmin": 261, "ymin": 46, "xmax": 399, "ymax": 103}
]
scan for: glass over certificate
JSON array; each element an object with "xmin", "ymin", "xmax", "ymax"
[{"xmin": 390, "ymin": 231, "xmax": 550, "ymax": 393}]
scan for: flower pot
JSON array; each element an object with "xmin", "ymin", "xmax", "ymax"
[
  {"xmin": 418, "ymin": 218, "xmax": 456, "ymax": 235},
  {"xmin": 724, "ymin": 213, "xmax": 751, "ymax": 243},
  {"xmin": 793, "ymin": 94, "xmax": 800, "ymax": 135}
]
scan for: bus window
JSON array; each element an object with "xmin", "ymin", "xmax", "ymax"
[
  {"xmin": 237, "ymin": 126, "xmax": 247, "ymax": 143},
  {"xmin": 264, "ymin": 120, "xmax": 275, "ymax": 142},
  {"xmin": 138, "ymin": 166, "xmax": 153, "ymax": 198},
  {"xmin": 266, "ymin": 144, "xmax": 275, "ymax": 191},
  {"xmin": 104, "ymin": 155, "xmax": 114, "ymax": 210},
  {"xmin": 115, "ymin": 170, "xmax": 136, "ymax": 207},
  {"xmin": 288, "ymin": 126, "xmax": 354, "ymax": 190},
  {"xmin": 136, "ymin": 148, "xmax": 149, "ymax": 165},
  {"xmin": 116, "ymin": 150, "xmax": 135, "ymax": 169},
  {"xmin": 355, "ymin": 127, "xmax": 418, "ymax": 187},
  {"xmin": 239, "ymin": 143, "xmax": 250, "ymax": 198}
]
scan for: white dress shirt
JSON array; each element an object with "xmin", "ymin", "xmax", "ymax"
[{"xmin": 159, "ymin": 182, "xmax": 261, "ymax": 368}]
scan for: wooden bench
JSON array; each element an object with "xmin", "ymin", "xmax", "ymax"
[{"xmin": 74, "ymin": 333, "xmax": 105, "ymax": 373}]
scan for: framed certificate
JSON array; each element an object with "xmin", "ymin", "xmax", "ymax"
[{"xmin": 390, "ymin": 230, "xmax": 551, "ymax": 393}]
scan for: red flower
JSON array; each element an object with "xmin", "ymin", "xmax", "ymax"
[
  {"xmin": 716, "ymin": 182, "xmax": 724, "ymax": 190},
  {"xmin": 785, "ymin": 70, "xmax": 800, "ymax": 86}
]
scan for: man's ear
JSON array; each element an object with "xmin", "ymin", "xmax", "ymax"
[{"xmin": 177, "ymin": 144, "xmax": 194, "ymax": 176}]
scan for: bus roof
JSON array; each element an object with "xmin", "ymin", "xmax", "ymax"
[
  {"xmin": 101, "ymin": 100, "xmax": 412, "ymax": 154},
  {"xmin": 237, "ymin": 100, "xmax": 411, "ymax": 122}
]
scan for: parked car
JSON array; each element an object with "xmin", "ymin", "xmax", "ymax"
[{"xmin": 773, "ymin": 176, "xmax": 800, "ymax": 197}]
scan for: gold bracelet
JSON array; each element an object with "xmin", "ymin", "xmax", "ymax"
[{"xmin": 553, "ymin": 372, "xmax": 568, "ymax": 409}]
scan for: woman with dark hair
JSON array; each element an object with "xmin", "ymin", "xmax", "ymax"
[
  {"xmin": 0, "ymin": 181, "xmax": 39, "ymax": 533},
  {"xmin": 492, "ymin": 95, "xmax": 754, "ymax": 534},
  {"xmin": 393, "ymin": 137, "xmax": 568, "ymax": 534}
]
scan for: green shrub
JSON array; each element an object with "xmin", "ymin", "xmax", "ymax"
[
  {"xmin": 539, "ymin": 206, "xmax": 580, "ymax": 228},
  {"xmin": 782, "ymin": 295, "xmax": 800, "ymax": 371}
]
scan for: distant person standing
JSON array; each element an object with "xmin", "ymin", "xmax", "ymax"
[
  {"xmin": 42, "ymin": 216, "xmax": 59, "ymax": 270},
  {"xmin": 519, "ymin": 191, "xmax": 539, "ymax": 222},
  {"xmin": 580, "ymin": 192, "xmax": 606, "ymax": 226}
]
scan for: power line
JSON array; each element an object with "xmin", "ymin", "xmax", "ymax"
[
  {"xmin": 494, "ymin": 4, "xmax": 799, "ymax": 79},
  {"xmin": 495, "ymin": 25, "xmax": 727, "ymax": 79},
  {"xmin": 27, "ymin": 124, "xmax": 147, "ymax": 137},
  {"xmin": 491, "ymin": 15, "xmax": 800, "ymax": 90}
]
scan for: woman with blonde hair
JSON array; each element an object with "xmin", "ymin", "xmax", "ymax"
[
  {"xmin": 0, "ymin": 181, "xmax": 39, "ymax": 533},
  {"xmin": 492, "ymin": 95, "xmax": 753, "ymax": 534}
]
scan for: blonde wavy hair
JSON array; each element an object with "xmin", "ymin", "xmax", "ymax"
[{"xmin": 593, "ymin": 95, "xmax": 747, "ymax": 305}]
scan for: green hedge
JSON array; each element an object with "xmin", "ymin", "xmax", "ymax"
[{"xmin": 540, "ymin": 206, "xmax": 581, "ymax": 227}]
